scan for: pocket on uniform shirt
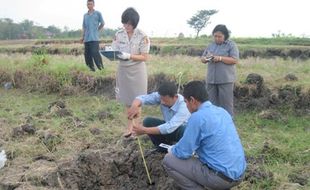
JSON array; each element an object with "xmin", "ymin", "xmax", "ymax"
[
  {"xmin": 131, "ymin": 42, "xmax": 141, "ymax": 55},
  {"xmin": 118, "ymin": 42, "xmax": 128, "ymax": 52},
  {"xmin": 217, "ymin": 46, "xmax": 230, "ymax": 56}
]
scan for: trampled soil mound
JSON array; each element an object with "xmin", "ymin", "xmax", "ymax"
[
  {"xmin": 234, "ymin": 73, "xmax": 310, "ymax": 113},
  {"xmin": 1, "ymin": 138, "xmax": 288, "ymax": 190},
  {"xmin": 38, "ymin": 138, "xmax": 176, "ymax": 190},
  {"xmin": 234, "ymin": 73, "xmax": 272, "ymax": 111}
]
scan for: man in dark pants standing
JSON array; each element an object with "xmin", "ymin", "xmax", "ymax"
[{"xmin": 81, "ymin": 0, "xmax": 104, "ymax": 71}]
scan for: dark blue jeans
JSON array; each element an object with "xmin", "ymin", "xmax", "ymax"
[
  {"xmin": 143, "ymin": 117, "xmax": 186, "ymax": 152},
  {"xmin": 84, "ymin": 41, "xmax": 103, "ymax": 71}
]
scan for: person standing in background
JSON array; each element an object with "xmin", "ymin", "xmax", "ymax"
[
  {"xmin": 201, "ymin": 24, "xmax": 239, "ymax": 117},
  {"xmin": 81, "ymin": 0, "xmax": 104, "ymax": 71}
]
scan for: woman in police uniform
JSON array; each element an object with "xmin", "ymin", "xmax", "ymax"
[
  {"xmin": 112, "ymin": 7, "xmax": 150, "ymax": 137},
  {"xmin": 201, "ymin": 25, "xmax": 239, "ymax": 117}
]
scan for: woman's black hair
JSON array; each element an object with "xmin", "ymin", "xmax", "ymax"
[
  {"xmin": 122, "ymin": 7, "xmax": 140, "ymax": 29},
  {"xmin": 212, "ymin": 24, "xmax": 230, "ymax": 40}
]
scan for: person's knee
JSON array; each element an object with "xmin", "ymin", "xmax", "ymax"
[
  {"xmin": 162, "ymin": 153, "xmax": 174, "ymax": 169},
  {"xmin": 143, "ymin": 117, "xmax": 154, "ymax": 127},
  {"xmin": 143, "ymin": 117, "xmax": 165, "ymax": 128}
]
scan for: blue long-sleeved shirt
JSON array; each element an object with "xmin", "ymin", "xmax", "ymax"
[
  {"xmin": 172, "ymin": 101, "xmax": 246, "ymax": 180},
  {"xmin": 136, "ymin": 92, "xmax": 191, "ymax": 134}
]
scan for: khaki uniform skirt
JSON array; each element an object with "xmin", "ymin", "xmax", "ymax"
[{"xmin": 116, "ymin": 62, "xmax": 147, "ymax": 106}]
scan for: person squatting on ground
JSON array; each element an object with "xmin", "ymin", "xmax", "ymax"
[
  {"xmin": 162, "ymin": 81, "xmax": 246, "ymax": 190},
  {"xmin": 127, "ymin": 82, "xmax": 190, "ymax": 152}
]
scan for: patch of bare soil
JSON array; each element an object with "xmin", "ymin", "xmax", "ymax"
[
  {"xmin": 1, "ymin": 138, "xmax": 286, "ymax": 190},
  {"xmin": 48, "ymin": 100, "xmax": 72, "ymax": 118},
  {"xmin": 234, "ymin": 73, "xmax": 309, "ymax": 114},
  {"xmin": 0, "ymin": 139, "xmax": 177, "ymax": 190},
  {"xmin": 284, "ymin": 74, "xmax": 298, "ymax": 81},
  {"xmin": 244, "ymin": 143, "xmax": 276, "ymax": 185},
  {"xmin": 288, "ymin": 164, "xmax": 310, "ymax": 186},
  {"xmin": 70, "ymin": 71, "xmax": 116, "ymax": 98},
  {"xmin": 97, "ymin": 110, "xmax": 114, "ymax": 122},
  {"xmin": 13, "ymin": 70, "xmax": 61, "ymax": 93},
  {"xmin": 234, "ymin": 73, "xmax": 272, "ymax": 111},
  {"xmin": 294, "ymin": 88, "xmax": 310, "ymax": 110},
  {"xmin": 50, "ymin": 138, "xmax": 176, "ymax": 190},
  {"xmin": 0, "ymin": 69, "xmax": 11, "ymax": 86},
  {"xmin": 11, "ymin": 124, "xmax": 36, "ymax": 138},
  {"xmin": 0, "ymin": 158, "xmax": 58, "ymax": 190}
]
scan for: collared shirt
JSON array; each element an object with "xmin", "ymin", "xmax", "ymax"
[
  {"xmin": 172, "ymin": 101, "xmax": 246, "ymax": 180},
  {"xmin": 112, "ymin": 28, "xmax": 150, "ymax": 67},
  {"xmin": 202, "ymin": 40, "xmax": 239, "ymax": 84},
  {"xmin": 83, "ymin": 10, "xmax": 104, "ymax": 42},
  {"xmin": 136, "ymin": 92, "xmax": 191, "ymax": 134}
]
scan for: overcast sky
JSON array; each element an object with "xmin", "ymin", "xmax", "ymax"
[{"xmin": 0, "ymin": 0, "xmax": 309, "ymax": 37}]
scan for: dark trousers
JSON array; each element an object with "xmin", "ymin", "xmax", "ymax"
[
  {"xmin": 143, "ymin": 117, "xmax": 186, "ymax": 152},
  {"xmin": 207, "ymin": 83, "xmax": 234, "ymax": 117},
  {"xmin": 84, "ymin": 41, "xmax": 103, "ymax": 71}
]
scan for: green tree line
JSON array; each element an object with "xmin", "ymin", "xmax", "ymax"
[{"xmin": 0, "ymin": 18, "xmax": 117, "ymax": 40}]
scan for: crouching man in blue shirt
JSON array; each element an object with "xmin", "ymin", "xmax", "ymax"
[
  {"xmin": 127, "ymin": 82, "xmax": 191, "ymax": 152},
  {"xmin": 163, "ymin": 81, "xmax": 246, "ymax": 190}
]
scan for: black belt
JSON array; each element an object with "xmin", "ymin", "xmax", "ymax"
[
  {"xmin": 213, "ymin": 170, "xmax": 235, "ymax": 183},
  {"xmin": 208, "ymin": 167, "xmax": 238, "ymax": 183}
]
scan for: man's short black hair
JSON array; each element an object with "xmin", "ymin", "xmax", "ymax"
[
  {"xmin": 183, "ymin": 81, "xmax": 207, "ymax": 103},
  {"xmin": 87, "ymin": 0, "xmax": 94, "ymax": 3},
  {"xmin": 158, "ymin": 82, "xmax": 177, "ymax": 97},
  {"xmin": 212, "ymin": 24, "xmax": 230, "ymax": 40},
  {"xmin": 122, "ymin": 7, "xmax": 140, "ymax": 29}
]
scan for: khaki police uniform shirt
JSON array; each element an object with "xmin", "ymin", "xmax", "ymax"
[{"xmin": 112, "ymin": 28, "xmax": 150, "ymax": 66}]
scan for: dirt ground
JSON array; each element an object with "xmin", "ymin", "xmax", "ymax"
[
  {"xmin": 2, "ymin": 138, "xmax": 302, "ymax": 190},
  {"xmin": 1, "ymin": 72, "xmax": 309, "ymax": 189},
  {"xmin": 0, "ymin": 138, "xmax": 177, "ymax": 190}
]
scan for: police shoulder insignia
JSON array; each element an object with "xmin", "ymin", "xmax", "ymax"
[{"xmin": 143, "ymin": 36, "xmax": 149, "ymax": 44}]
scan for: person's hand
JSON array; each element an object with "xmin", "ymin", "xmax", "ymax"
[
  {"xmin": 213, "ymin": 55, "xmax": 223, "ymax": 62},
  {"xmin": 201, "ymin": 55, "xmax": 214, "ymax": 63},
  {"xmin": 80, "ymin": 38, "xmax": 84, "ymax": 44},
  {"xmin": 132, "ymin": 122, "xmax": 145, "ymax": 136},
  {"xmin": 127, "ymin": 106, "xmax": 140, "ymax": 120},
  {"xmin": 117, "ymin": 52, "xmax": 131, "ymax": 60},
  {"xmin": 201, "ymin": 56, "xmax": 208, "ymax": 64}
]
